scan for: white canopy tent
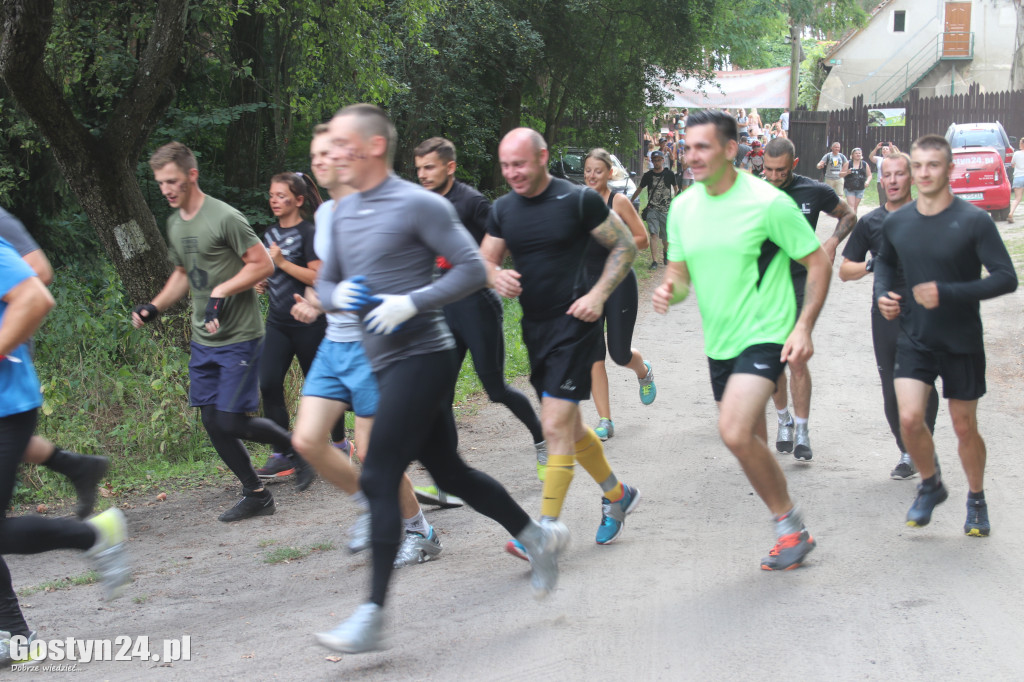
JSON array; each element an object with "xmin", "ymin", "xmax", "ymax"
[{"xmin": 662, "ymin": 67, "xmax": 791, "ymax": 109}]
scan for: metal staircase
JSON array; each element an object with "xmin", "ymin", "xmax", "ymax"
[{"xmin": 870, "ymin": 32, "xmax": 974, "ymax": 105}]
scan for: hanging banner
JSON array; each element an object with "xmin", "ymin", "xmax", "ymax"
[
  {"xmin": 661, "ymin": 67, "xmax": 791, "ymax": 109},
  {"xmin": 867, "ymin": 107, "xmax": 906, "ymax": 126}
]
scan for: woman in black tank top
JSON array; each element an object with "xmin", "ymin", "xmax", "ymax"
[
  {"xmin": 582, "ymin": 149, "xmax": 658, "ymax": 441},
  {"xmin": 840, "ymin": 147, "xmax": 872, "ymax": 215}
]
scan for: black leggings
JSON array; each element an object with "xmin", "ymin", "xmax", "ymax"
[
  {"xmin": 445, "ymin": 289, "xmax": 543, "ymax": 443},
  {"xmin": 199, "ymin": 405, "xmax": 294, "ymax": 492},
  {"xmin": 0, "ymin": 410, "xmax": 95, "ymax": 637},
  {"xmin": 872, "ymin": 307, "xmax": 939, "ymax": 452},
  {"xmin": 360, "ymin": 350, "xmax": 531, "ymax": 606},
  {"xmin": 594, "ymin": 270, "xmax": 639, "ymax": 366}
]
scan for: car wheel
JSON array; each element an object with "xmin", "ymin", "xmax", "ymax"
[{"xmin": 992, "ymin": 207, "xmax": 1010, "ymax": 222}]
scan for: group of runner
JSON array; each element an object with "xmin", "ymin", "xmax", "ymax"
[{"xmin": 0, "ymin": 103, "xmax": 1016, "ymax": 661}]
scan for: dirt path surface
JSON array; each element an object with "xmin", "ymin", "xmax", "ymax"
[{"xmin": 10, "ymin": 214, "xmax": 1024, "ymax": 680}]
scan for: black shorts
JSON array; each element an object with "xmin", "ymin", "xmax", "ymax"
[
  {"xmin": 522, "ymin": 314, "xmax": 601, "ymax": 402},
  {"xmin": 894, "ymin": 343, "xmax": 986, "ymax": 401},
  {"xmin": 707, "ymin": 343, "xmax": 786, "ymax": 402},
  {"xmin": 791, "ymin": 269, "xmax": 806, "ymax": 317}
]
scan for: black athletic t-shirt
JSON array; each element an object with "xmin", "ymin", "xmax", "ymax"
[
  {"xmin": 873, "ymin": 198, "xmax": 1018, "ymax": 354},
  {"xmin": 444, "ymin": 180, "xmax": 491, "ymax": 245},
  {"xmin": 263, "ymin": 219, "xmax": 319, "ymax": 327},
  {"xmin": 488, "ymin": 177, "xmax": 610, "ymax": 320},
  {"xmin": 781, "ymin": 173, "xmax": 839, "ymax": 278},
  {"xmin": 842, "ymin": 205, "xmax": 907, "ymax": 309}
]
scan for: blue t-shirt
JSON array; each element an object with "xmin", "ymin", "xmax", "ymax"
[{"xmin": 0, "ymin": 237, "xmax": 43, "ymax": 417}]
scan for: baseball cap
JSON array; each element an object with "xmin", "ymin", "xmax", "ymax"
[{"xmin": 651, "ymin": 151, "xmax": 664, "ymax": 159}]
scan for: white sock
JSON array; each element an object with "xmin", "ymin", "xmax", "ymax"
[
  {"xmin": 403, "ymin": 511, "xmax": 430, "ymax": 537},
  {"xmin": 351, "ymin": 490, "xmax": 369, "ymax": 512},
  {"xmin": 777, "ymin": 408, "xmax": 791, "ymax": 423},
  {"xmin": 794, "ymin": 416, "xmax": 808, "ymax": 426}
]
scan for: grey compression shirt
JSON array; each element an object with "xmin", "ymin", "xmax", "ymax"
[{"xmin": 316, "ymin": 174, "xmax": 486, "ymax": 371}]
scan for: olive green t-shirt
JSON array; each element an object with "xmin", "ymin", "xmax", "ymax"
[
  {"xmin": 167, "ymin": 196, "xmax": 264, "ymax": 346},
  {"xmin": 666, "ymin": 171, "xmax": 820, "ymax": 360}
]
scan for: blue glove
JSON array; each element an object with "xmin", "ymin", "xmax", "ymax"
[
  {"xmin": 331, "ymin": 276, "xmax": 373, "ymax": 311},
  {"xmin": 363, "ymin": 294, "xmax": 417, "ymax": 335}
]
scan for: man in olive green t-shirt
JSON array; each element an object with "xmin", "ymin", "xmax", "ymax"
[
  {"xmin": 131, "ymin": 141, "xmax": 309, "ymax": 522},
  {"xmin": 653, "ymin": 110, "xmax": 832, "ymax": 571}
]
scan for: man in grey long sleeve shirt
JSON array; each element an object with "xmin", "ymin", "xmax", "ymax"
[
  {"xmin": 875, "ymin": 134, "xmax": 1017, "ymax": 537},
  {"xmin": 313, "ymin": 104, "xmax": 567, "ymax": 656}
]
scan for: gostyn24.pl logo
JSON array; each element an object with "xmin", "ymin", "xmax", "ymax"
[{"xmin": 9, "ymin": 635, "xmax": 191, "ymax": 664}]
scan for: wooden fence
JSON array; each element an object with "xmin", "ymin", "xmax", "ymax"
[{"xmin": 791, "ymin": 84, "xmax": 1024, "ymax": 179}]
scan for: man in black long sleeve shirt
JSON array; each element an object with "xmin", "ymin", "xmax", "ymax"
[{"xmin": 875, "ymin": 135, "xmax": 1017, "ymax": 537}]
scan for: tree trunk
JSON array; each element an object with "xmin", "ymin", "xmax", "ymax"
[
  {"xmin": 0, "ymin": 0, "xmax": 190, "ymax": 304},
  {"xmin": 224, "ymin": 4, "xmax": 266, "ymax": 190},
  {"xmin": 489, "ymin": 85, "xmax": 523, "ymax": 191}
]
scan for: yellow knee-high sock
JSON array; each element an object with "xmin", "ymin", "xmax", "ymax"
[
  {"xmin": 540, "ymin": 454, "xmax": 575, "ymax": 519},
  {"xmin": 574, "ymin": 429, "xmax": 624, "ymax": 501}
]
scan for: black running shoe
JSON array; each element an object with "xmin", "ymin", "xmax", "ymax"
[
  {"xmin": 218, "ymin": 491, "xmax": 275, "ymax": 522},
  {"xmin": 906, "ymin": 481, "xmax": 948, "ymax": 527},
  {"xmin": 71, "ymin": 454, "xmax": 110, "ymax": 519},
  {"xmin": 293, "ymin": 458, "xmax": 316, "ymax": 492},
  {"xmin": 964, "ymin": 499, "xmax": 990, "ymax": 537}
]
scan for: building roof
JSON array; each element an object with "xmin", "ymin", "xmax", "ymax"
[{"xmin": 826, "ymin": 0, "xmax": 897, "ymax": 59}]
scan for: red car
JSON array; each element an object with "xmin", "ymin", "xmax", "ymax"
[{"xmin": 950, "ymin": 147, "xmax": 1011, "ymax": 221}]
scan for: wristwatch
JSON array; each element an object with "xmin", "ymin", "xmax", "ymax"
[{"xmin": 865, "ymin": 258, "xmax": 874, "ymax": 272}]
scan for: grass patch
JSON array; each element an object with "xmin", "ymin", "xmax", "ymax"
[
  {"xmin": 263, "ymin": 542, "xmax": 336, "ymax": 564},
  {"xmin": 257, "ymin": 539, "xmax": 279, "ymax": 548},
  {"xmin": 133, "ymin": 594, "xmax": 150, "ymax": 604},
  {"xmin": 18, "ymin": 570, "xmax": 99, "ymax": 597}
]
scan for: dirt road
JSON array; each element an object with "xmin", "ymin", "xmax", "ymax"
[{"xmin": 10, "ymin": 215, "xmax": 1024, "ymax": 680}]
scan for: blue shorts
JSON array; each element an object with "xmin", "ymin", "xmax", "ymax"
[
  {"xmin": 302, "ymin": 340, "xmax": 379, "ymax": 417},
  {"xmin": 1013, "ymin": 174, "xmax": 1024, "ymax": 189},
  {"xmin": 845, "ymin": 189, "xmax": 865, "ymax": 199},
  {"xmin": 189, "ymin": 339, "xmax": 262, "ymax": 413}
]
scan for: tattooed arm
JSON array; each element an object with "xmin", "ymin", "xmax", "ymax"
[
  {"xmin": 566, "ymin": 210, "xmax": 637, "ymax": 322},
  {"xmin": 822, "ymin": 198, "xmax": 857, "ymax": 264}
]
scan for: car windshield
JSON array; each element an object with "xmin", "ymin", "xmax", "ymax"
[
  {"xmin": 560, "ymin": 153, "xmax": 585, "ymax": 175},
  {"xmin": 950, "ymin": 130, "xmax": 1003, "ymax": 148}
]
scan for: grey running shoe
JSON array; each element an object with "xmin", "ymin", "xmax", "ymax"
[
  {"xmin": 964, "ymin": 499, "xmax": 991, "ymax": 537},
  {"xmin": 393, "ymin": 526, "xmax": 443, "ymax": 568},
  {"xmin": 776, "ymin": 418, "xmax": 794, "ymax": 453},
  {"xmin": 0, "ymin": 630, "xmax": 37, "ymax": 665},
  {"xmin": 85, "ymin": 508, "xmax": 131, "ymax": 601},
  {"xmin": 594, "ymin": 418, "xmax": 615, "ymax": 441},
  {"xmin": 529, "ymin": 519, "xmax": 570, "ymax": 599},
  {"xmin": 315, "ymin": 602, "xmax": 383, "ymax": 654},
  {"xmin": 347, "ymin": 512, "xmax": 371, "ymax": 554},
  {"xmin": 890, "ymin": 452, "xmax": 918, "ymax": 480},
  {"xmin": 906, "ymin": 480, "xmax": 949, "ymax": 527},
  {"xmin": 793, "ymin": 423, "xmax": 812, "ymax": 461},
  {"xmin": 760, "ymin": 528, "xmax": 816, "ymax": 571},
  {"xmin": 535, "ymin": 441, "xmax": 548, "ymax": 482},
  {"xmin": 413, "ymin": 485, "xmax": 464, "ymax": 508}
]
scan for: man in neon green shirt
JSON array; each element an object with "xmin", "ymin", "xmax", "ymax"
[{"xmin": 653, "ymin": 110, "xmax": 832, "ymax": 570}]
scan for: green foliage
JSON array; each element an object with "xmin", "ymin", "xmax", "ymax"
[{"xmin": 798, "ymin": 40, "xmax": 835, "ymax": 110}]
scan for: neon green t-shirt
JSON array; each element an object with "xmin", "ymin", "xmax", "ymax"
[
  {"xmin": 167, "ymin": 196, "xmax": 265, "ymax": 347},
  {"xmin": 666, "ymin": 172, "xmax": 820, "ymax": 360}
]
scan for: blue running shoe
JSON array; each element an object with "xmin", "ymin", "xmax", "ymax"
[
  {"xmin": 594, "ymin": 418, "xmax": 615, "ymax": 441},
  {"xmin": 964, "ymin": 499, "xmax": 991, "ymax": 537},
  {"xmin": 596, "ymin": 484, "xmax": 641, "ymax": 544},
  {"xmin": 638, "ymin": 362, "xmax": 657, "ymax": 405},
  {"xmin": 906, "ymin": 481, "xmax": 949, "ymax": 527}
]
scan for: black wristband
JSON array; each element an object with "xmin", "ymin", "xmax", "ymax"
[
  {"xmin": 865, "ymin": 258, "xmax": 874, "ymax": 273},
  {"xmin": 132, "ymin": 303, "xmax": 159, "ymax": 323},
  {"xmin": 204, "ymin": 297, "xmax": 224, "ymax": 324}
]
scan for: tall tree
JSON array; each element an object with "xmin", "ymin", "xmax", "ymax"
[{"xmin": 0, "ymin": 0, "xmax": 192, "ymax": 302}]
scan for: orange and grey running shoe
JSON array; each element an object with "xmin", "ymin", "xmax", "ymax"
[{"xmin": 760, "ymin": 529, "xmax": 816, "ymax": 571}]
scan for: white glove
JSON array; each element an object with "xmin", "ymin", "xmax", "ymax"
[
  {"xmin": 364, "ymin": 294, "xmax": 417, "ymax": 335},
  {"xmin": 331, "ymin": 276, "xmax": 372, "ymax": 311}
]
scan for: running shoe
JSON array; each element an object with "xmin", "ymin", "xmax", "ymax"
[
  {"xmin": 218, "ymin": 490, "xmax": 275, "ymax": 523},
  {"xmin": 535, "ymin": 441, "xmax": 548, "ymax": 482},
  {"xmin": 333, "ymin": 440, "xmax": 353, "ymax": 459},
  {"xmin": 85, "ymin": 508, "xmax": 131, "ymax": 601},
  {"xmin": 794, "ymin": 423, "xmax": 812, "ymax": 461},
  {"xmin": 596, "ymin": 484, "xmax": 642, "ymax": 545},
  {"xmin": 906, "ymin": 480, "xmax": 949, "ymax": 527},
  {"xmin": 529, "ymin": 519, "xmax": 570, "ymax": 599},
  {"xmin": 638, "ymin": 362, "xmax": 657, "ymax": 405},
  {"xmin": 256, "ymin": 454, "xmax": 294, "ymax": 480},
  {"xmin": 890, "ymin": 452, "xmax": 918, "ymax": 480},
  {"xmin": 393, "ymin": 526, "xmax": 443, "ymax": 568},
  {"xmin": 347, "ymin": 512, "xmax": 371, "ymax": 554},
  {"xmin": 70, "ymin": 453, "xmax": 109, "ymax": 519},
  {"xmin": 760, "ymin": 528, "xmax": 816, "ymax": 571},
  {"xmin": 0, "ymin": 630, "xmax": 38, "ymax": 665},
  {"xmin": 293, "ymin": 456, "xmax": 317, "ymax": 492},
  {"xmin": 648, "ymin": 261, "xmax": 658, "ymax": 270},
  {"xmin": 315, "ymin": 603, "xmax": 383, "ymax": 654},
  {"xmin": 594, "ymin": 418, "xmax": 615, "ymax": 441},
  {"xmin": 964, "ymin": 499, "xmax": 991, "ymax": 537},
  {"xmin": 506, "ymin": 538, "xmax": 530, "ymax": 561},
  {"xmin": 413, "ymin": 485, "xmax": 464, "ymax": 508},
  {"xmin": 776, "ymin": 418, "xmax": 794, "ymax": 453}
]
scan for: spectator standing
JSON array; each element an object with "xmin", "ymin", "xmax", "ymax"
[
  {"xmin": 1008, "ymin": 138, "xmax": 1024, "ymax": 222},
  {"xmin": 779, "ymin": 108, "xmax": 790, "ymax": 138},
  {"xmin": 817, "ymin": 142, "xmax": 848, "ymax": 196},
  {"xmin": 840, "ymin": 147, "xmax": 872, "ymax": 215},
  {"xmin": 869, "ymin": 141, "xmax": 900, "ymax": 205}
]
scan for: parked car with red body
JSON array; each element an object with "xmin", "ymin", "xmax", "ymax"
[
  {"xmin": 945, "ymin": 121, "xmax": 1016, "ymax": 176},
  {"xmin": 950, "ymin": 146, "xmax": 1011, "ymax": 221}
]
